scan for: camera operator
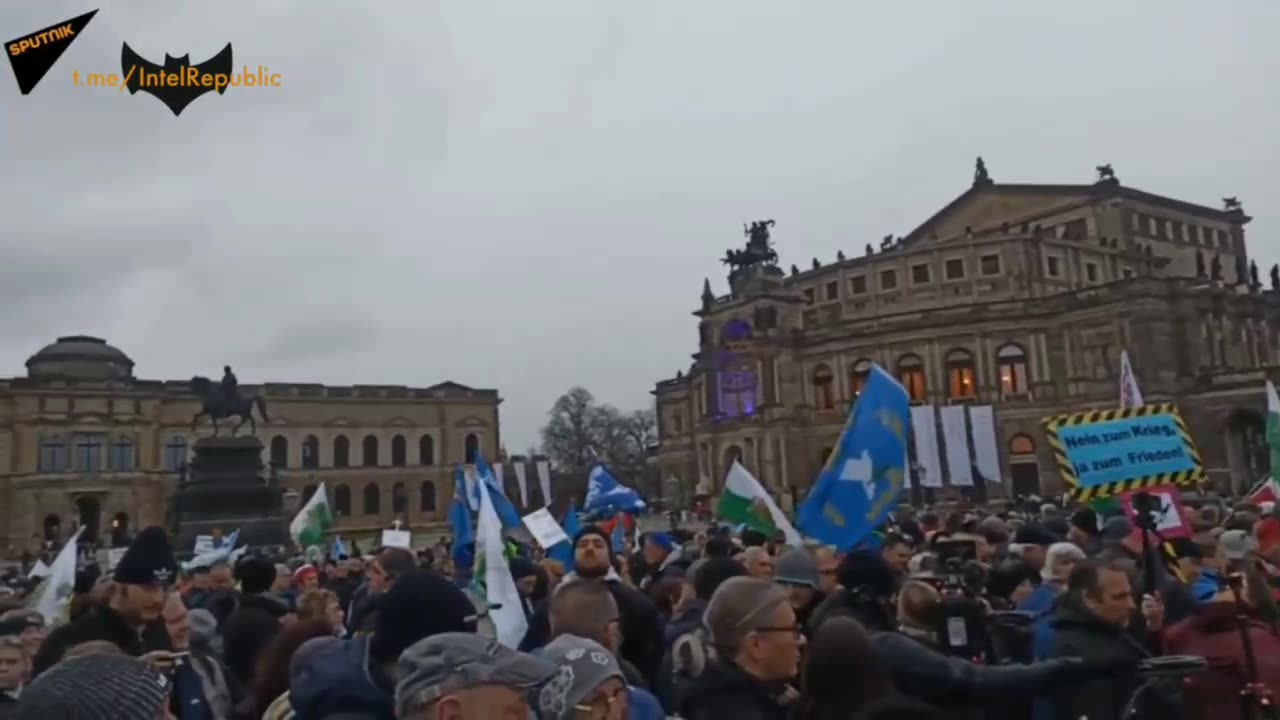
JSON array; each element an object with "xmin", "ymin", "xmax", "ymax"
[
  {"xmin": 1043, "ymin": 558, "xmax": 1175, "ymax": 720},
  {"xmin": 812, "ymin": 552, "xmax": 1131, "ymax": 720}
]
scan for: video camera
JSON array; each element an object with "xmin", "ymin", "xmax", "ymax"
[{"xmin": 927, "ymin": 540, "xmax": 993, "ymax": 662}]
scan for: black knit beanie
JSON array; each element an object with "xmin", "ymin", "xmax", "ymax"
[
  {"xmin": 369, "ymin": 571, "xmax": 477, "ymax": 664},
  {"xmin": 574, "ymin": 525, "xmax": 611, "ymax": 549}
]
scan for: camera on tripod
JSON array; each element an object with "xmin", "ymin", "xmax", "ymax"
[{"xmin": 929, "ymin": 539, "xmax": 992, "ymax": 662}]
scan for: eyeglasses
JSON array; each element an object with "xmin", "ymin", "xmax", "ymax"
[
  {"xmin": 752, "ymin": 623, "xmax": 803, "ymax": 638},
  {"xmin": 573, "ymin": 687, "xmax": 627, "ymax": 719}
]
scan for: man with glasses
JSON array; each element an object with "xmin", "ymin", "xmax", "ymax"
[{"xmin": 394, "ymin": 632, "xmax": 555, "ymax": 720}]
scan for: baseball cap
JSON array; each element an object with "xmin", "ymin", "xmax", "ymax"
[{"xmin": 395, "ymin": 633, "xmax": 556, "ymax": 718}]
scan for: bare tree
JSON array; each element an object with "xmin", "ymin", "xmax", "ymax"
[{"xmin": 539, "ymin": 386, "xmax": 598, "ymax": 471}]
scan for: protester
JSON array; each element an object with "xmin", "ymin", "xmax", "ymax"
[
  {"xmin": 221, "ymin": 556, "xmax": 289, "ymax": 688},
  {"xmin": 1019, "ymin": 542, "xmax": 1084, "ymax": 614},
  {"xmin": 793, "ymin": 617, "xmax": 896, "ymax": 720},
  {"xmin": 31, "ymin": 526, "xmax": 177, "ymax": 677},
  {"xmin": 536, "ymin": 634, "xmax": 637, "ymax": 720},
  {"xmin": 296, "ymin": 589, "xmax": 345, "ymax": 636},
  {"xmin": 246, "ymin": 619, "xmax": 335, "ymax": 720},
  {"xmin": 680, "ymin": 576, "xmax": 802, "ymax": 719},
  {"xmin": 739, "ymin": 547, "xmax": 775, "ymax": 579},
  {"xmin": 773, "ymin": 549, "xmax": 826, "ymax": 633},
  {"xmin": 393, "ymin": 632, "xmax": 554, "ymax": 720}
]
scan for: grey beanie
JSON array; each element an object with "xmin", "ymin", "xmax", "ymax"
[
  {"xmin": 16, "ymin": 652, "xmax": 171, "ymax": 719},
  {"xmin": 773, "ymin": 549, "xmax": 819, "ymax": 589},
  {"xmin": 535, "ymin": 635, "xmax": 624, "ymax": 720}
]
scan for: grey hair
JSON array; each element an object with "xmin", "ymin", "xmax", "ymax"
[{"xmin": 703, "ymin": 576, "xmax": 789, "ymax": 660}]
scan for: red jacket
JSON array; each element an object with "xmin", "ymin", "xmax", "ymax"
[{"xmin": 1163, "ymin": 601, "xmax": 1280, "ymax": 720}]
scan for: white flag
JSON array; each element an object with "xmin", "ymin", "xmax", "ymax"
[
  {"xmin": 535, "ymin": 459, "xmax": 552, "ymax": 507},
  {"xmin": 513, "ymin": 462, "xmax": 530, "ymax": 508},
  {"xmin": 1119, "ymin": 350, "xmax": 1144, "ymax": 408},
  {"xmin": 476, "ymin": 476, "xmax": 528, "ymax": 648},
  {"xmin": 33, "ymin": 526, "xmax": 85, "ymax": 626}
]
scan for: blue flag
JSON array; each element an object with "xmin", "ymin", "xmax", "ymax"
[
  {"xmin": 797, "ymin": 364, "xmax": 910, "ymax": 550},
  {"xmin": 331, "ymin": 535, "xmax": 349, "ymax": 559},
  {"xmin": 583, "ymin": 465, "xmax": 646, "ymax": 519},
  {"xmin": 472, "ymin": 455, "xmax": 523, "ymax": 530},
  {"xmin": 449, "ymin": 468, "xmax": 475, "ymax": 565},
  {"xmin": 547, "ymin": 501, "xmax": 580, "ymax": 571},
  {"xmin": 610, "ymin": 516, "xmax": 626, "ymax": 554}
]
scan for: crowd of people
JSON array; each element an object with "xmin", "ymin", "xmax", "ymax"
[{"xmin": 0, "ymin": 494, "xmax": 1278, "ymax": 719}]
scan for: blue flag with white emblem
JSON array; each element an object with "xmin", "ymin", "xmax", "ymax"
[
  {"xmin": 473, "ymin": 454, "xmax": 523, "ymax": 529},
  {"xmin": 797, "ymin": 364, "xmax": 910, "ymax": 550}
]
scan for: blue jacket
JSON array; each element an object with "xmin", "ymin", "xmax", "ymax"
[
  {"xmin": 628, "ymin": 685, "xmax": 665, "ymax": 720},
  {"xmin": 290, "ymin": 636, "xmax": 394, "ymax": 720},
  {"xmin": 1017, "ymin": 582, "xmax": 1061, "ymax": 616},
  {"xmin": 1190, "ymin": 568, "xmax": 1221, "ymax": 603}
]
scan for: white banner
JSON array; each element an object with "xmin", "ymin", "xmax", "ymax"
[
  {"xmin": 910, "ymin": 405, "xmax": 944, "ymax": 488},
  {"xmin": 535, "ymin": 459, "xmax": 552, "ymax": 507},
  {"xmin": 521, "ymin": 508, "xmax": 569, "ymax": 549},
  {"xmin": 940, "ymin": 405, "xmax": 973, "ymax": 486},
  {"xmin": 513, "ymin": 462, "xmax": 530, "ymax": 507},
  {"xmin": 968, "ymin": 405, "xmax": 1002, "ymax": 485}
]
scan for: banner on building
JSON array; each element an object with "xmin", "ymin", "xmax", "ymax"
[
  {"xmin": 1042, "ymin": 403, "xmax": 1204, "ymax": 500},
  {"xmin": 940, "ymin": 405, "xmax": 974, "ymax": 487},
  {"xmin": 910, "ymin": 405, "xmax": 944, "ymax": 488}
]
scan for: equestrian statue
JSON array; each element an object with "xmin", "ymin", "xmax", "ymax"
[{"xmin": 189, "ymin": 365, "xmax": 270, "ymax": 436}]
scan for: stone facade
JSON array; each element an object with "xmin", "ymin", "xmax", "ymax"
[
  {"xmin": 0, "ymin": 336, "xmax": 500, "ymax": 553},
  {"xmin": 652, "ymin": 171, "xmax": 1279, "ymax": 504}
]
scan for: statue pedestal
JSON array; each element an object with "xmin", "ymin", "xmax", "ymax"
[{"xmin": 172, "ymin": 436, "xmax": 289, "ymax": 555}]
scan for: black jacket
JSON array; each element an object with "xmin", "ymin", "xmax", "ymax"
[
  {"xmin": 220, "ymin": 593, "xmax": 287, "ymax": 688},
  {"xmin": 1046, "ymin": 598, "xmax": 1161, "ymax": 720},
  {"xmin": 679, "ymin": 661, "xmax": 791, "ymax": 720},
  {"xmin": 30, "ymin": 605, "xmax": 149, "ymax": 678},
  {"xmin": 870, "ymin": 630, "xmax": 1095, "ymax": 719}
]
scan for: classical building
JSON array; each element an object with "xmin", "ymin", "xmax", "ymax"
[
  {"xmin": 0, "ymin": 336, "xmax": 500, "ymax": 553},
  {"xmin": 652, "ymin": 164, "xmax": 1279, "ymax": 504}
]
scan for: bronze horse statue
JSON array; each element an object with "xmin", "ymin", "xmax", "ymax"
[{"xmin": 189, "ymin": 376, "xmax": 270, "ymax": 436}]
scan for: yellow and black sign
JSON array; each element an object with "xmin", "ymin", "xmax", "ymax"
[{"xmin": 1042, "ymin": 403, "xmax": 1204, "ymax": 501}]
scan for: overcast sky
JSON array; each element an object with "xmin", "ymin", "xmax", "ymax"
[{"xmin": 2, "ymin": 1, "xmax": 1277, "ymax": 452}]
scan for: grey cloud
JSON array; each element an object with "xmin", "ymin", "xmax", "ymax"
[{"xmin": 1, "ymin": 1, "xmax": 1277, "ymax": 450}]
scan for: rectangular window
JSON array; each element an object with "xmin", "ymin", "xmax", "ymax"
[
  {"xmin": 1085, "ymin": 263, "xmax": 1099, "ymax": 283},
  {"xmin": 109, "ymin": 438, "xmax": 135, "ymax": 471},
  {"xmin": 74, "ymin": 433, "xmax": 104, "ymax": 472},
  {"xmin": 1217, "ymin": 230, "xmax": 1229, "ymax": 249},
  {"xmin": 671, "ymin": 413, "xmax": 683, "ymax": 434},
  {"xmin": 880, "ymin": 269, "xmax": 898, "ymax": 290},
  {"xmin": 825, "ymin": 281, "xmax": 839, "ymax": 301},
  {"xmin": 911, "ymin": 264, "xmax": 931, "ymax": 284},
  {"xmin": 164, "ymin": 436, "xmax": 188, "ymax": 471},
  {"xmin": 944, "ymin": 258, "xmax": 966, "ymax": 280},
  {"xmin": 1121, "ymin": 267, "xmax": 1134, "ymax": 279},
  {"xmin": 1046, "ymin": 256, "xmax": 1061, "ymax": 277},
  {"xmin": 803, "ymin": 288, "xmax": 815, "ymax": 305},
  {"xmin": 39, "ymin": 437, "xmax": 68, "ymax": 473},
  {"xmin": 980, "ymin": 254, "xmax": 1001, "ymax": 276},
  {"xmin": 1063, "ymin": 219, "xmax": 1087, "ymax": 240},
  {"xmin": 849, "ymin": 276, "xmax": 867, "ymax": 294}
]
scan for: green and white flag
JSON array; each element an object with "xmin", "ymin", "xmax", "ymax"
[
  {"xmin": 717, "ymin": 460, "xmax": 802, "ymax": 545},
  {"xmin": 290, "ymin": 482, "xmax": 332, "ymax": 548},
  {"xmin": 1267, "ymin": 381, "xmax": 1280, "ymax": 481},
  {"xmin": 32, "ymin": 525, "xmax": 84, "ymax": 626}
]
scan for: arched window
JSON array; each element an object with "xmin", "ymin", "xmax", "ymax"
[
  {"xmin": 391, "ymin": 435, "xmax": 407, "ymax": 466},
  {"xmin": 333, "ymin": 435, "xmax": 350, "ymax": 468},
  {"xmin": 302, "ymin": 484, "xmax": 317, "ymax": 506},
  {"xmin": 722, "ymin": 445, "xmax": 743, "ymax": 473},
  {"xmin": 302, "ymin": 435, "xmax": 320, "ymax": 469},
  {"xmin": 334, "ymin": 484, "xmax": 351, "ymax": 515},
  {"xmin": 849, "ymin": 359, "xmax": 873, "ymax": 400},
  {"xmin": 419, "ymin": 481, "xmax": 438, "ymax": 513},
  {"xmin": 812, "ymin": 364, "xmax": 835, "ymax": 411},
  {"xmin": 897, "ymin": 354, "xmax": 927, "ymax": 403},
  {"xmin": 997, "ymin": 344, "xmax": 1029, "ymax": 395},
  {"xmin": 392, "ymin": 482, "xmax": 408, "ymax": 514},
  {"xmin": 362, "ymin": 483, "xmax": 381, "ymax": 515},
  {"xmin": 75, "ymin": 496, "xmax": 101, "ymax": 544},
  {"xmin": 419, "ymin": 434, "xmax": 435, "ymax": 465},
  {"xmin": 464, "ymin": 433, "xmax": 480, "ymax": 464},
  {"xmin": 1009, "ymin": 434, "xmax": 1036, "ymax": 455},
  {"xmin": 109, "ymin": 436, "xmax": 135, "ymax": 471},
  {"xmin": 362, "ymin": 435, "xmax": 379, "ymax": 467},
  {"xmin": 163, "ymin": 435, "xmax": 187, "ymax": 472},
  {"xmin": 43, "ymin": 514, "xmax": 61, "ymax": 543},
  {"xmin": 270, "ymin": 435, "xmax": 288, "ymax": 468},
  {"xmin": 38, "ymin": 434, "xmax": 68, "ymax": 473},
  {"xmin": 946, "ymin": 349, "xmax": 977, "ymax": 400}
]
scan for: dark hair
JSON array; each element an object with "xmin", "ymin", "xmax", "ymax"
[
  {"xmin": 1067, "ymin": 558, "xmax": 1128, "ymax": 600},
  {"xmin": 251, "ymin": 619, "xmax": 334, "ymax": 714},
  {"xmin": 377, "ymin": 548, "xmax": 417, "ymax": 580},
  {"xmin": 648, "ymin": 577, "xmax": 684, "ymax": 617},
  {"xmin": 881, "ymin": 532, "xmax": 911, "ymax": 551},
  {"xmin": 796, "ymin": 618, "xmax": 894, "ymax": 720},
  {"xmin": 694, "ymin": 558, "xmax": 747, "ymax": 601},
  {"xmin": 987, "ymin": 560, "xmax": 1036, "ymax": 600},
  {"xmin": 703, "ymin": 536, "xmax": 735, "ymax": 559}
]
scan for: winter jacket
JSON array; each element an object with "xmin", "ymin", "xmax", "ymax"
[
  {"xmin": 1163, "ymin": 602, "xmax": 1280, "ymax": 720},
  {"xmin": 30, "ymin": 605, "xmax": 150, "ymax": 678},
  {"xmin": 289, "ymin": 636, "xmax": 394, "ymax": 720},
  {"xmin": 220, "ymin": 593, "xmax": 287, "ymax": 688},
  {"xmin": 678, "ymin": 660, "xmax": 791, "ymax": 720}
]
